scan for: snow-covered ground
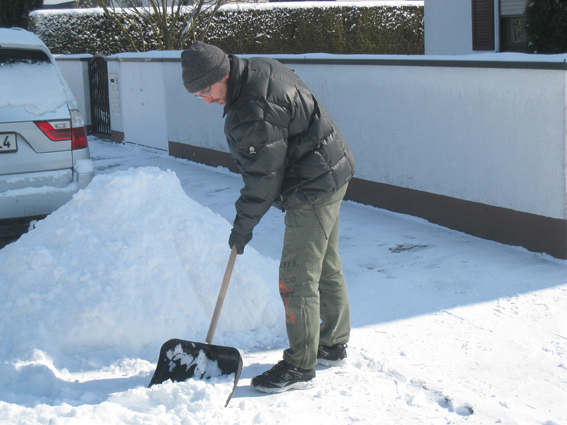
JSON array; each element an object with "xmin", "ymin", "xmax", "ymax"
[{"xmin": 0, "ymin": 137, "xmax": 565, "ymax": 425}]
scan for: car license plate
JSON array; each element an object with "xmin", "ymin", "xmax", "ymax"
[{"xmin": 0, "ymin": 133, "xmax": 17, "ymax": 153}]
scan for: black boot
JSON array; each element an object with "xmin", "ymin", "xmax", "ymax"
[
  {"xmin": 317, "ymin": 343, "xmax": 347, "ymax": 366},
  {"xmin": 251, "ymin": 360, "xmax": 316, "ymax": 393}
]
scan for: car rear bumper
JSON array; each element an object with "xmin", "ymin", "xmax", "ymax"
[
  {"xmin": 0, "ymin": 215, "xmax": 46, "ymax": 238},
  {"xmin": 0, "ymin": 160, "xmax": 93, "ymax": 220}
]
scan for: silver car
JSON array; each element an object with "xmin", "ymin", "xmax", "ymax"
[{"xmin": 0, "ymin": 28, "xmax": 93, "ymax": 239}]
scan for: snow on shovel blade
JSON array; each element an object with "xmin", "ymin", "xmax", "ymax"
[{"xmin": 148, "ymin": 338, "xmax": 243, "ymax": 407}]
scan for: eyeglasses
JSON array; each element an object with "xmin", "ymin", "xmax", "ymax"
[{"xmin": 194, "ymin": 86, "xmax": 211, "ymax": 99}]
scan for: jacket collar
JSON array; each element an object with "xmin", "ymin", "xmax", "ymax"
[{"xmin": 223, "ymin": 55, "xmax": 244, "ymax": 117}]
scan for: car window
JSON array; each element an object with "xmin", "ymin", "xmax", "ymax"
[{"xmin": 0, "ymin": 48, "xmax": 50, "ymax": 66}]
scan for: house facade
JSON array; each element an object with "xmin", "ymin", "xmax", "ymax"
[
  {"xmin": 425, "ymin": 0, "xmax": 528, "ymax": 55},
  {"xmin": 42, "ymin": 0, "xmax": 75, "ymax": 8}
]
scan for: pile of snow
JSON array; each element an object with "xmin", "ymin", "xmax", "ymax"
[
  {"xmin": 0, "ymin": 167, "xmax": 284, "ymax": 395},
  {"xmin": 0, "ymin": 139, "xmax": 565, "ymax": 424}
]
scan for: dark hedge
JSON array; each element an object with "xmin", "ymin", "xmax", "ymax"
[
  {"xmin": 29, "ymin": 4, "xmax": 424, "ymax": 55},
  {"xmin": 0, "ymin": 0, "xmax": 43, "ymax": 29},
  {"xmin": 525, "ymin": 0, "xmax": 567, "ymax": 53}
]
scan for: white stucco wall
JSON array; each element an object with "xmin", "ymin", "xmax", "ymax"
[
  {"xmin": 425, "ymin": 0, "xmax": 501, "ymax": 55},
  {"xmin": 296, "ymin": 57, "xmax": 566, "ymax": 221},
  {"xmin": 119, "ymin": 61, "xmax": 169, "ymax": 150},
  {"xmin": 107, "ymin": 59, "xmax": 123, "ymax": 135},
  {"xmin": 57, "ymin": 52, "xmax": 567, "ymax": 223},
  {"xmin": 425, "ymin": 0, "xmax": 473, "ymax": 55},
  {"xmin": 314, "ymin": 63, "xmax": 565, "ymax": 220},
  {"xmin": 55, "ymin": 54, "xmax": 92, "ymax": 125},
  {"xmin": 163, "ymin": 60, "xmax": 227, "ymax": 153},
  {"xmin": 163, "ymin": 53, "xmax": 567, "ymax": 221}
]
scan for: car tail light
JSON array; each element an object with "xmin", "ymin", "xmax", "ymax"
[
  {"xmin": 70, "ymin": 109, "xmax": 88, "ymax": 150},
  {"xmin": 35, "ymin": 109, "xmax": 88, "ymax": 150},
  {"xmin": 35, "ymin": 120, "xmax": 71, "ymax": 141}
]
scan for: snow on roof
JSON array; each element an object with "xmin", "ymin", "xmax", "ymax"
[
  {"xmin": 0, "ymin": 63, "xmax": 70, "ymax": 116},
  {"xmin": 0, "ymin": 28, "xmax": 78, "ymax": 115},
  {"xmin": 0, "ymin": 28, "xmax": 48, "ymax": 52}
]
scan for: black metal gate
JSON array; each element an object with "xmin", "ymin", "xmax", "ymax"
[{"xmin": 88, "ymin": 55, "xmax": 111, "ymax": 135}]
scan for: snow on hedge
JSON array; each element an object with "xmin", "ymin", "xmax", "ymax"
[{"xmin": 29, "ymin": 1, "xmax": 424, "ymax": 55}]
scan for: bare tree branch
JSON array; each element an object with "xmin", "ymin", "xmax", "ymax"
[{"xmin": 98, "ymin": 0, "xmax": 230, "ymax": 52}]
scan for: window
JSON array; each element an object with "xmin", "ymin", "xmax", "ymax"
[
  {"xmin": 500, "ymin": 17, "xmax": 526, "ymax": 52},
  {"xmin": 0, "ymin": 49, "xmax": 50, "ymax": 66},
  {"xmin": 472, "ymin": 0, "xmax": 495, "ymax": 51},
  {"xmin": 500, "ymin": 0, "xmax": 528, "ymax": 52}
]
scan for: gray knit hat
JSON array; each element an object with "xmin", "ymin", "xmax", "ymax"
[{"xmin": 181, "ymin": 41, "xmax": 230, "ymax": 93}]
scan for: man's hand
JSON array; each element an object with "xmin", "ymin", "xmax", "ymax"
[{"xmin": 228, "ymin": 229, "xmax": 252, "ymax": 255}]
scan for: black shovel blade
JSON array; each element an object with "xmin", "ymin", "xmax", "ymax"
[{"xmin": 148, "ymin": 338, "xmax": 243, "ymax": 406}]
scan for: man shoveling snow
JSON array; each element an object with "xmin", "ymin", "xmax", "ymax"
[{"xmin": 180, "ymin": 41, "xmax": 356, "ymax": 392}]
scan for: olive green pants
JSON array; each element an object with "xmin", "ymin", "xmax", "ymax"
[{"xmin": 279, "ymin": 184, "xmax": 350, "ymax": 370}]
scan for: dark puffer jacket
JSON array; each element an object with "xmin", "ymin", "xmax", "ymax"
[{"xmin": 223, "ymin": 55, "xmax": 355, "ymax": 238}]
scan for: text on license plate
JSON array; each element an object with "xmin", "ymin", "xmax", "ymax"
[{"xmin": 0, "ymin": 133, "xmax": 17, "ymax": 153}]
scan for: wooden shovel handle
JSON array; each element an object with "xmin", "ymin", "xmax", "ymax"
[{"xmin": 205, "ymin": 245, "xmax": 238, "ymax": 344}]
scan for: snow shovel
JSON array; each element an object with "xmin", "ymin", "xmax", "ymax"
[{"xmin": 148, "ymin": 246, "xmax": 243, "ymax": 407}]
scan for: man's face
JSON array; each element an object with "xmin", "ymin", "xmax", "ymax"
[{"xmin": 194, "ymin": 75, "xmax": 229, "ymax": 106}]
